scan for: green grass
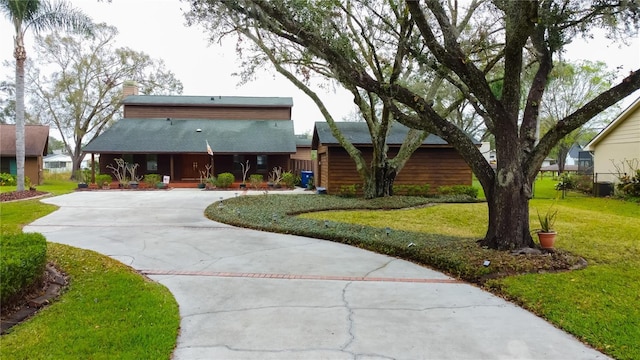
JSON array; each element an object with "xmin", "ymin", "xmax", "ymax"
[
  {"xmin": 1, "ymin": 200, "xmax": 60, "ymax": 234},
  {"xmin": 1, "ymin": 177, "xmax": 77, "ymax": 234},
  {"xmin": 1, "ymin": 175, "xmax": 180, "ymax": 359},
  {"xmin": 205, "ymin": 178, "xmax": 640, "ymax": 360},
  {"xmin": 1, "ymin": 244, "xmax": 180, "ymax": 360},
  {"xmin": 1, "ymin": 176, "xmax": 77, "ymax": 196}
]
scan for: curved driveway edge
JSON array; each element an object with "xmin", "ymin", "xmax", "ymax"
[{"xmin": 25, "ymin": 189, "xmax": 610, "ymax": 360}]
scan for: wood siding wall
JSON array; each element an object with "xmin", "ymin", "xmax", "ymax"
[
  {"xmin": 99, "ymin": 153, "xmax": 291, "ymax": 183},
  {"xmin": 320, "ymin": 146, "xmax": 472, "ymax": 195},
  {"xmin": 124, "ymin": 105, "xmax": 292, "ymax": 120},
  {"xmin": 25, "ymin": 157, "xmax": 43, "ymax": 185}
]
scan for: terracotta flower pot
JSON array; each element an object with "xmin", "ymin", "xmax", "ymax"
[{"xmin": 537, "ymin": 231, "xmax": 557, "ymax": 249}]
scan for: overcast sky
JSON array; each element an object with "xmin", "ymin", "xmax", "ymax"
[{"xmin": 1, "ymin": 0, "xmax": 639, "ymax": 135}]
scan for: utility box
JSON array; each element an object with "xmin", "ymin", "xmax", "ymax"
[{"xmin": 595, "ymin": 182, "xmax": 614, "ymax": 197}]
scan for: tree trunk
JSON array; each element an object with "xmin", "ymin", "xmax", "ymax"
[
  {"xmin": 15, "ymin": 48, "xmax": 26, "ymax": 191},
  {"xmin": 478, "ymin": 126, "xmax": 536, "ymax": 250},
  {"xmin": 556, "ymin": 146, "xmax": 569, "ymax": 175},
  {"xmin": 480, "ymin": 184, "xmax": 535, "ymax": 250},
  {"xmin": 363, "ymin": 162, "xmax": 397, "ymax": 199}
]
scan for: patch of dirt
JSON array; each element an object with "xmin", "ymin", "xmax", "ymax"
[
  {"xmin": 0, "ymin": 263, "xmax": 68, "ymax": 335},
  {"xmin": 0, "ymin": 190, "xmax": 48, "ymax": 202}
]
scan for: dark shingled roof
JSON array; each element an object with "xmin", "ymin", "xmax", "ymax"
[
  {"xmin": 0, "ymin": 124, "xmax": 49, "ymax": 156},
  {"xmin": 123, "ymin": 95, "xmax": 293, "ymax": 107},
  {"xmin": 83, "ymin": 119, "xmax": 296, "ymax": 154},
  {"xmin": 312, "ymin": 122, "xmax": 475, "ymax": 147}
]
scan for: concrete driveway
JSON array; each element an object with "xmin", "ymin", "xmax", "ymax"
[{"xmin": 25, "ymin": 189, "xmax": 609, "ymax": 360}]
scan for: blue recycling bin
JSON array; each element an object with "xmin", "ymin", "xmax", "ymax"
[{"xmin": 300, "ymin": 170, "xmax": 313, "ymax": 188}]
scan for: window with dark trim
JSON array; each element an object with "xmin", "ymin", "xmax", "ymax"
[{"xmin": 256, "ymin": 155, "xmax": 267, "ymax": 170}]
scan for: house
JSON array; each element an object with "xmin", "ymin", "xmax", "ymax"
[
  {"xmin": 312, "ymin": 122, "xmax": 475, "ymax": 194},
  {"xmin": 83, "ymin": 92, "xmax": 296, "ymax": 183},
  {"xmin": 290, "ymin": 134, "xmax": 315, "ymax": 179},
  {"xmin": 0, "ymin": 124, "xmax": 49, "ymax": 185},
  {"xmin": 566, "ymin": 144, "xmax": 582, "ymax": 166},
  {"xmin": 43, "ymin": 152, "xmax": 95, "ymax": 173},
  {"xmin": 585, "ymin": 96, "xmax": 640, "ymax": 183}
]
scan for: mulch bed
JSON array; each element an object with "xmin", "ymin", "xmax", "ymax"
[
  {"xmin": 0, "ymin": 190, "xmax": 48, "ymax": 202},
  {"xmin": 1, "ymin": 264, "xmax": 68, "ymax": 334}
]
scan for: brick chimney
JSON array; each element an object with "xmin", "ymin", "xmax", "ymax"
[{"xmin": 123, "ymin": 81, "xmax": 139, "ymax": 97}]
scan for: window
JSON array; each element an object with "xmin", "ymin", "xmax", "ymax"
[
  {"xmin": 256, "ymin": 155, "xmax": 267, "ymax": 170},
  {"xmin": 233, "ymin": 155, "xmax": 244, "ymax": 171},
  {"xmin": 146, "ymin": 154, "xmax": 158, "ymax": 171},
  {"xmin": 1, "ymin": 158, "xmax": 13, "ymax": 174}
]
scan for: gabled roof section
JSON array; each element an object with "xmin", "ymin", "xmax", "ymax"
[
  {"xmin": 123, "ymin": 95, "xmax": 293, "ymax": 108},
  {"xmin": 294, "ymin": 134, "xmax": 312, "ymax": 147},
  {"xmin": 567, "ymin": 144, "xmax": 582, "ymax": 159},
  {"xmin": 311, "ymin": 121, "xmax": 476, "ymax": 149},
  {"xmin": 585, "ymin": 96, "xmax": 640, "ymax": 151},
  {"xmin": 83, "ymin": 119, "xmax": 296, "ymax": 154},
  {"xmin": 0, "ymin": 124, "xmax": 49, "ymax": 156}
]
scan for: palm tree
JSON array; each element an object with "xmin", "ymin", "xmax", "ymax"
[{"xmin": 1, "ymin": 0, "xmax": 92, "ymax": 191}]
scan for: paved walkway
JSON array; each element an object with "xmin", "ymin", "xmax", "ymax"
[{"xmin": 25, "ymin": 189, "xmax": 610, "ymax": 360}]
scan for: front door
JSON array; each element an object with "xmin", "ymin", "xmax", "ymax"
[{"xmin": 182, "ymin": 154, "xmax": 211, "ymax": 180}]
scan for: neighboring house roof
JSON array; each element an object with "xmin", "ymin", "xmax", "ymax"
[
  {"xmin": 123, "ymin": 95, "xmax": 293, "ymax": 108},
  {"xmin": 43, "ymin": 153, "xmax": 72, "ymax": 162},
  {"xmin": 83, "ymin": 118, "xmax": 296, "ymax": 154},
  {"xmin": 0, "ymin": 124, "xmax": 49, "ymax": 156},
  {"xmin": 295, "ymin": 135, "xmax": 312, "ymax": 148},
  {"xmin": 312, "ymin": 121, "xmax": 478, "ymax": 148},
  {"xmin": 43, "ymin": 153, "xmax": 95, "ymax": 163},
  {"xmin": 585, "ymin": 96, "xmax": 640, "ymax": 151},
  {"xmin": 567, "ymin": 144, "xmax": 582, "ymax": 159}
]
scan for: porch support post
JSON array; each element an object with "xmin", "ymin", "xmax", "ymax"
[
  {"xmin": 170, "ymin": 155, "xmax": 174, "ymax": 180},
  {"xmin": 91, "ymin": 153, "xmax": 96, "ymax": 183}
]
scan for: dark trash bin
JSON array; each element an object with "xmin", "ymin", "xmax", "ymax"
[
  {"xmin": 301, "ymin": 170, "xmax": 313, "ymax": 188},
  {"xmin": 595, "ymin": 182, "xmax": 613, "ymax": 197}
]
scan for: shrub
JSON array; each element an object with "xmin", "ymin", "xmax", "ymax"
[
  {"xmin": 96, "ymin": 174, "xmax": 113, "ymax": 187},
  {"xmin": 617, "ymin": 169, "xmax": 640, "ymax": 198},
  {"xmin": 249, "ymin": 174, "xmax": 263, "ymax": 189},
  {"xmin": 437, "ymin": 185, "xmax": 478, "ymax": 198},
  {"xmin": 0, "ymin": 233, "xmax": 47, "ymax": 304},
  {"xmin": 281, "ymin": 171, "xmax": 296, "ymax": 189},
  {"xmin": 216, "ymin": 172, "xmax": 235, "ymax": 188},
  {"xmin": 393, "ymin": 184, "xmax": 430, "ymax": 197},
  {"xmin": 143, "ymin": 174, "xmax": 161, "ymax": 187},
  {"xmin": 338, "ymin": 184, "xmax": 358, "ymax": 197},
  {"xmin": 555, "ymin": 173, "xmax": 576, "ymax": 191},
  {"xmin": 574, "ymin": 174, "xmax": 593, "ymax": 194},
  {"xmin": 0, "ymin": 173, "xmax": 16, "ymax": 186}
]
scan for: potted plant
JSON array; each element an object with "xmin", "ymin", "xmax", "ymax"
[
  {"xmin": 76, "ymin": 169, "xmax": 89, "ymax": 189},
  {"xmin": 535, "ymin": 207, "xmax": 558, "ymax": 249}
]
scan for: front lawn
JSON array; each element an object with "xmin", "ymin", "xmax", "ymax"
[
  {"xmin": 1, "ymin": 177, "xmax": 180, "ymax": 359},
  {"xmin": 1, "ymin": 244, "xmax": 180, "ymax": 360},
  {"xmin": 205, "ymin": 180, "xmax": 640, "ymax": 360}
]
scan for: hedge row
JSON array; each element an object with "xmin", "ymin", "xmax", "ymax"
[{"xmin": 0, "ymin": 232, "xmax": 48, "ymax": 304}]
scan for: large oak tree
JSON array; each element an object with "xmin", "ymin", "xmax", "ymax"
[
  {"xmin": 189, "ymin": 0, "xmax": 640, "ymax": 250},
  {"xmin": 188, "ymin": 0, "xmax": 493, "ymax": 198},
  {"xmin": 28, "ymin": 24, "xmax": 183, "ymax": 178}
]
